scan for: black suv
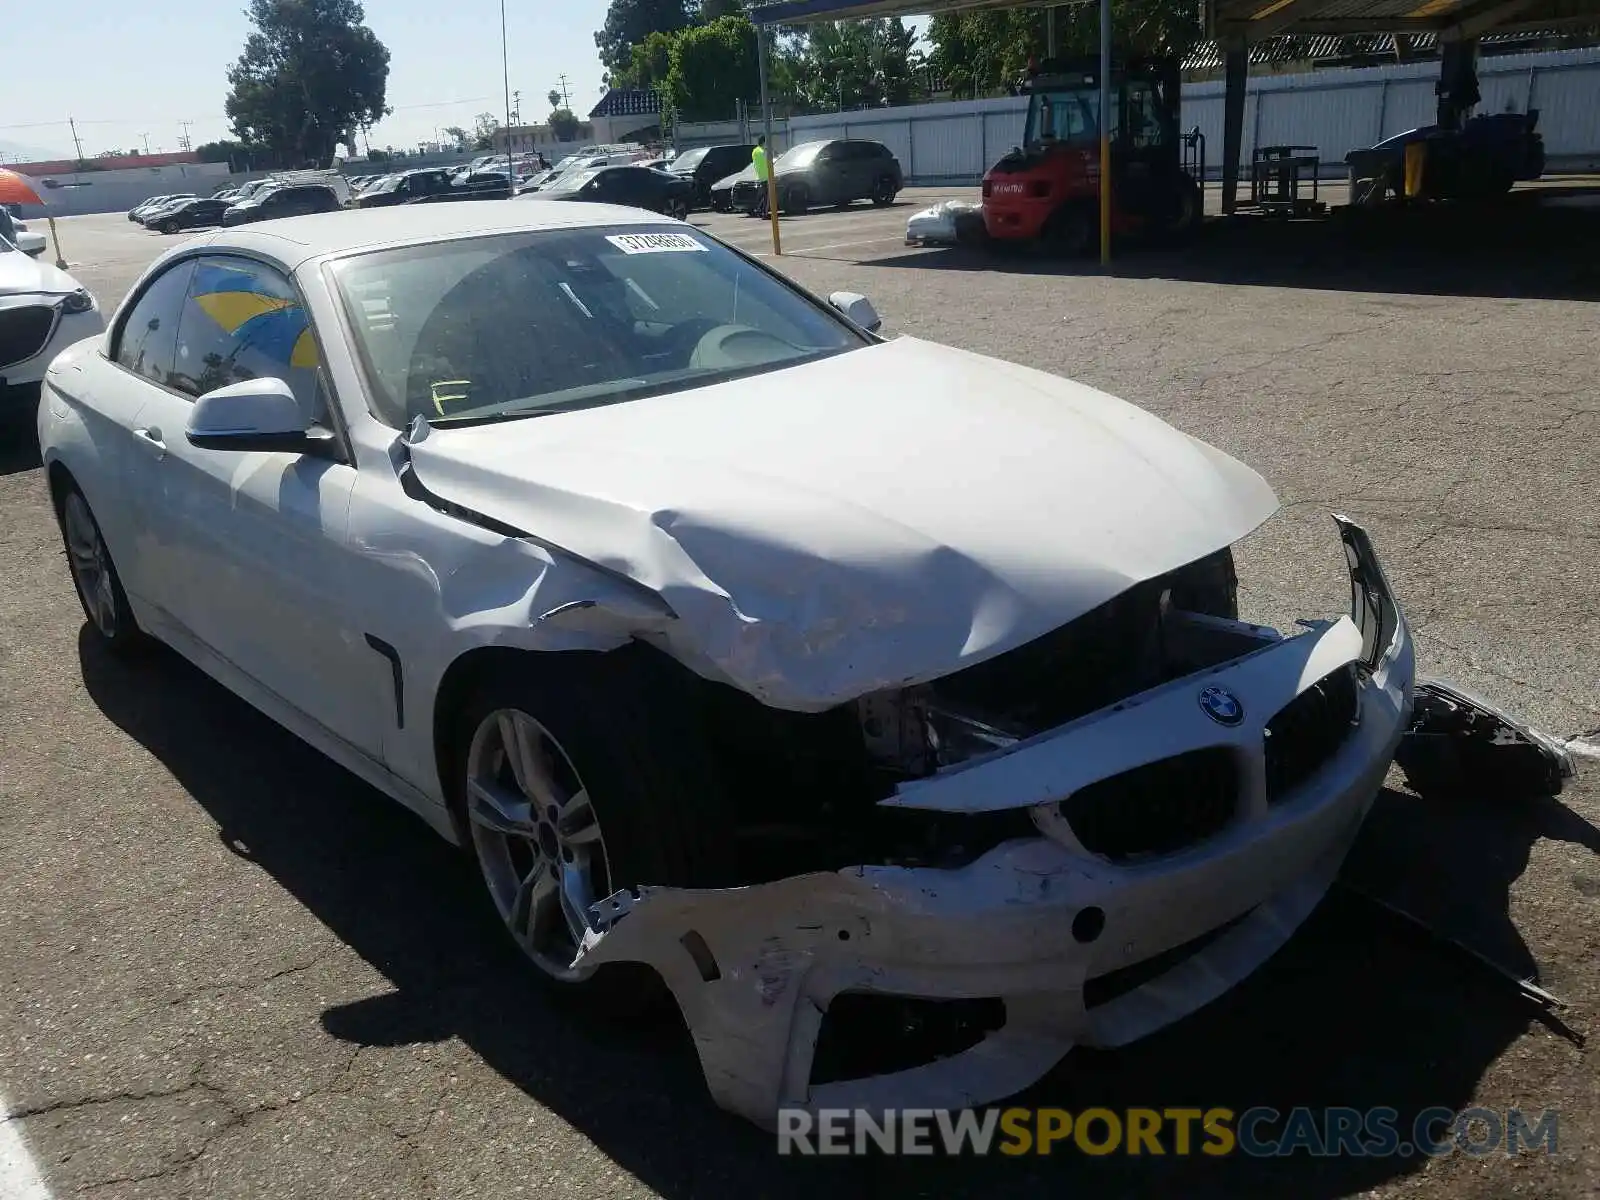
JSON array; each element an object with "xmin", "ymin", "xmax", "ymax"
[
  {"xmin": 223, "ymin": 184, "xmax": 342, "ymax": 225},
  {"xmin": 667, "ymin": 143, "xmax": 756, "ymax": 209},
  {"xmin": 356, "ymin": 168, "xmax": 454, "ymax": 208},
  {"xmin": 730, "ymin": 139, "xmax": 902, "ymax": 216}
]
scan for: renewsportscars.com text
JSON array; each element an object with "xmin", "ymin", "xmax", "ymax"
[{"xmin": 776, "ymin": 1106, "xmax": 1560, "ymax": 1157}]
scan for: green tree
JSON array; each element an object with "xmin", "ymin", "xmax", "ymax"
[
  {"xmin": 194, "ymin": 139, "xmax": 249, "ymax": 166},
  {"xmin": 547, "ymin": 89, "xmax": 562, "ymax": 110},
  {"xmin": 596, "ymin": 0, "xmax": 691, "ymax": 79},
  {"xmin": 665, "ymin": 14, "xmax": 759, "ymax": 121},
  {"xmin": 548, "ymin": 109, "xmax": 582, "ymax": 141},
  {"xmin": 799, "ymin": 18, "xmax": 920, "ymax": 109},
  {"xmin": 442, "ymin": 125, "xmax": 470, "ymax": 150},
  {"xmin": 928, "ymin": 0, "xmax": 1201, "ymax": 98},
  {"xmin": 472, "ymin": 112, "xmax": 500, "ymax": 150},
  {"xmin": 224, "ymin": 0, "xmax": 391, "ymax": 168},
  {"xmin": 619, "ymin": 29, "xmax": 677, "ymax": 90}
]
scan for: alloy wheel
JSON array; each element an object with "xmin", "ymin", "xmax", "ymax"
[
  {"xmin": 62, "ymin": 492, "xmax": 118, "ymax": 638},
  {"xmin": 465, "ymin": 708, "xmax": 611, "ymax": 981}
]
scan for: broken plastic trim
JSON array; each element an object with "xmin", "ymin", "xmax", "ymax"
[
  {"xmin": 1397, "ymin": 679, "xmax": 1576, "ymax": 800},
  {"xmin": 1334, "ymin": 514, "xmax": 1400, "ymax": 672}
]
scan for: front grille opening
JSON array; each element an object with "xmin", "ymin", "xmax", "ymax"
[
  {"xmin": 810, "ymin": 994, "xmax": 1006, "ymax": 1086},
  {"xmin": 1083, "ymin": 909, "xmax": 1254, "ymax": 1008},
  {"xmin": 0, "ymin": 306, "xmax": 55, "ymax": 370},
  {"xmin": 1264, "ymin": 665, "xmax": 1359, "ymax": 804},
  {"xmin": 1059, "ymin": 747, "xmax": 1239, "ymax": 863}
]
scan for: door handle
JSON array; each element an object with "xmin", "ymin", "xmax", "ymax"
[{"xmin": 133, "ymin": 426, "xmax": 167, "ymax": 457}]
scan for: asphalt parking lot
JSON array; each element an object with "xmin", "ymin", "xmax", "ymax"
[{"xmin": 1, "ymin": 191, "xmax": 1598, "ymax": 1199}]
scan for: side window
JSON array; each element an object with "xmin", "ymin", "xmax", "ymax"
[
  {"xmin": 169, "ymin": 256, "xmax": 325, "ymax": 423},
  {"xmin": 113, "ymin": 260, "xmax": 197, "ymax": 389}
]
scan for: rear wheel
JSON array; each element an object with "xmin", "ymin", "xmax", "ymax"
[
  {"xmin": 159, "ymin": 219, "xmax": 180, "ymax": 235},
  {"xmin": 451, "ymin": 648, "xmax": 734, "ymax": 990},
  {"xmin": 1040, "ymin": 203, "xmax": 1095, "ymax": 257},
  {"xmin": 871, "ymin": 175, "xmax": 898, "ymax": 206},
  {"xmin": 784, "ymin": 184, "xmax": 809, "ymax": 216},
  {"xmin": 1163, "ymin": 176, "xmax": 1203, "ymax": 243},
  {"xmin": 55, "ymin": 484, "xmax": 146, "ymax": 653},
  {"xmin": 666, "ymin": 196, "xmax": 690, "ymax": 221}
]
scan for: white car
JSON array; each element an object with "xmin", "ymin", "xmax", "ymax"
[
  {"xmin": 1, "ymin": 235, "xmax": 102, "ymax": 404},
  {"xmin": 9, "ymin": 217, "xmax": 47, "ymax": 258},
  {"xmin": 37, "ymin": 203, "xmax": 1415, "ymax": 1129}
]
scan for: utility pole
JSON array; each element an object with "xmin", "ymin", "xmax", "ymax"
[
  {"xmin": 68, "ymin": 117, "xmax": 85, "ymax": 165},
  {"xmin": 140, "ymin": 132, "xmax": 151, "ymax": 156},
  {"xmin": 512, "ymin": 90, "xmax": 522, "ymax": 125},
  {"xmin": 500, "ymin": 0, "xmax": 512, "ymax": 160},
  {"xmin": 178, "ymin": 121, "xmax": 193, "ymax": 152},
  {"xmin": 557, "ymin": 73, "xmax": 572, "ymax": 109}
]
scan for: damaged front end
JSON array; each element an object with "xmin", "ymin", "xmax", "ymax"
[{"xmin": 566, "ymin": 517, "xmax": 1417, "ymax": 1128}]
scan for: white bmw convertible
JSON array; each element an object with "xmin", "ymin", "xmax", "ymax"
[{"xmin": 38, "ymin": 202, "xmax": 1415, "ymax": 1127}]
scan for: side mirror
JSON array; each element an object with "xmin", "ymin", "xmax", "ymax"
[
  {"xmin": 829, "ymin": 291, "xmax": 882, "ymax": 334},
  {"xmin": 185, "ymin": 378, "xmax": 335, "ymax": 456}
]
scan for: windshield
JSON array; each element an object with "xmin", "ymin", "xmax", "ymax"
[
  {"xmin": 774, "ymin": 142, "xmax": 825, "ymax": 169},
  {"xmin": 1025, "ymin": 86, "xmax": 1102, "ymax": 144},
  {"xmin": 330, "ymin": 224, "xmax": 868, "ymax": 429},
  {"xmin": 670, "ymin": 147, "xmax": 708, "ymax": 172},
  {"xmin": 538, "ymin": 169, "xmax": 600, "ymax": 196}
]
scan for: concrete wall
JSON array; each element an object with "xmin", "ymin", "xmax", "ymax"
[
  {"xmin": 681, "ymin": 46, "xmax": 1600, "ymax": 187},
  {"xmin": 14, "ymin": 162, "xmax": 232, "ymax": 218}
]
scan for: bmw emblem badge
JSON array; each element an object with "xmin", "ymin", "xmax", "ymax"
[{"xmin": 1198, "ymin": 685, "xmax": 1244, "ymax": 726}]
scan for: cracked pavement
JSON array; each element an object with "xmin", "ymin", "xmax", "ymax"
[{"xmin": 1, "ymin": 198, "xmax": 1598, "ymax": 1198}]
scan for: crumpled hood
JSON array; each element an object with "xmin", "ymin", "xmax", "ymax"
[
  {"xmin": 406, "ymin": 337, "xmax": 1279, "ymax": 711},
  {"xmin": 0, "ymin": 249, "xmax": 75, "ymax": 297}
]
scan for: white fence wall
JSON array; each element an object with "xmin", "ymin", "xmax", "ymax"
[
  {"xmin": 767, "ymin": 46, "xmax": 1600, "ymax": 186},
  {"xmin": 14, "ymin": 163, "xmax": 233, "ymax": 219}
]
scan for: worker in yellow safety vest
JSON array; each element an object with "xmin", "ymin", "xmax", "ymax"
[{"xmin": 750, "ymin": 135, "xmax": 770, "ymax": 217}]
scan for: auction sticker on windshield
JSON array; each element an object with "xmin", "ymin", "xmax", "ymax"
[{"xmin": 606, "ymin": 232, "xmax": 709, "ymax": 254}]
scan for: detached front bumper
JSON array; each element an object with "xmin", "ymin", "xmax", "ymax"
[{"xmin": 575, "ymin": 518, "xmax": 1415, "ymax": 1128}]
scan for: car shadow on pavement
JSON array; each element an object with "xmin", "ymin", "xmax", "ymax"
[
  {"xmin": 78, "ymin": 626, "xmax": 1592, "ymax": 1199},
  {"xmin": 869, "ymin": 188, "xmax": 1600, "ymax": 302}
]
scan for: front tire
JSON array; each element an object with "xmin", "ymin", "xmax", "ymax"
[
  {"xmin": 783, "ymin": 184, "xmax": 809, "ymax": 216},
  {"xmin": 56, "ymin": 484, "xmax": 146, "ymax": 653},
  {"xmin": 872, "ymin": 175, "xmax": 898, "ymax": 207},
  {"xmin": 666, "ymin": 196, "xmax": 690, "ymax": 221},
  {"xmin": 159, "ymin": 219, "xmax": 180, "ymax": 235},
  {"xmin": 451, "ymin": 648, "xmax": 733, "ymax": 989}
]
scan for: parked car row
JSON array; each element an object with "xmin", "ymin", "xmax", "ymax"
[{"xmin": 118, "ymin": 138, "xmax": 903, "ymax": 241}]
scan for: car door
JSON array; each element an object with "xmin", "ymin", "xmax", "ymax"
[
  {"xmin": 130, "ymin": 253, "xmax": 382, "ymax": 757},
  {"xmin": 70, "ymin": 258, "xmax": 197, "ymax": 611}
]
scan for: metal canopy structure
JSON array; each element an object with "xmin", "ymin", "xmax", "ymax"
[
  {"xmin": 752, "ymin": 0, "xmax": 1057, "ymax": 19},
  {"xmin": 1206, "ymin": 0, "xmax": 1600, "ymax": 40},
  {"xmin": 1204, "ymin": 0, "xmax": 1600, "ymax": 212}
]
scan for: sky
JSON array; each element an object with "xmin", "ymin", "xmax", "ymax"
[{"xmin": 0, "ymin": 2, "xmax": 929, "ymax": 164}]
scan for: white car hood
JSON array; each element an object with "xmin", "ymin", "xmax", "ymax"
[
  {"xmin": 0, "ymin": 248, "xmax": 75, "ymax": 298},
  {"xmin": 406, "ymin": 337, "xmax": 1280, "ymax": 711}
]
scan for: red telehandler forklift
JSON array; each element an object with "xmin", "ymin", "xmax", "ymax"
[{"xmin": 981, "ymin": 55, "xmax": 1205, "ymax": 256}]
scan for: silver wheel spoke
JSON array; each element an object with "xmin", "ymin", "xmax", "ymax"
[
  {"xmin": 496, "ymin": 711, "xmax": 561, "ymax": 806},
  {"xmin": 528, "ymin": 867, "xmax": 562, "ymax": 946},
  {"xmin": 557, "ymin": 788, "xmax": 601, "ymax": 846},
  {"xmin": 509, "ymin": 860, "xmax": 555, "ymax": 946},
  {"xmin": 467, "ymin": 778, "xmax": 538, "ymax": 838},
  {"xmin": 558, "ymin": 860, "xmax": 594, "ymax": 941}
]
